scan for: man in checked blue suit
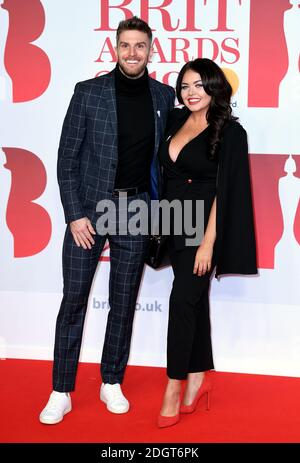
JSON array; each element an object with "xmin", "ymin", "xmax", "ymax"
[{"xmin": 39, "ymin": 16, "xmax": 175, "ymax": 424}]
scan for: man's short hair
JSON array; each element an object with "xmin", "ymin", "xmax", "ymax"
[{"xmin": 116, "ymin": 16, "xmax": 152, "ymax": 44}]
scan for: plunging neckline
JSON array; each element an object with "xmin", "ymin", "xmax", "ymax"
[{"xmin": 168, "ymin": 125, "xmax": 209, "ymax": 164}]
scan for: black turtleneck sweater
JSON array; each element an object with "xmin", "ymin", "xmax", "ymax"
[{"xmin": 114, "ymin": 65, "xmax": 155, "ymax": 190}]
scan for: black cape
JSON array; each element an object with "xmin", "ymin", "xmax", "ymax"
[{"xmin": 215, "ymin": 118, "xmax": 257, "ymax": 278}]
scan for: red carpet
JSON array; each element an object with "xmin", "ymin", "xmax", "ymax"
[{"xmin": 1, "ymin": 359, "xmax": 300, "ymax": 443}]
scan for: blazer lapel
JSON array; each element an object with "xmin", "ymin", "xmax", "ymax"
[
  {"xmin": 149, "ymin": 80, "xmax": 161, "ymax": 155},
  {"xmin": 103, "ymin": 71, "xmax": 118, "ymax": 135}
]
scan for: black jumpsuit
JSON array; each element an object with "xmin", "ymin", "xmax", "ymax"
[{"xmin": 158, "ymin": 113, "xmax": 218, "ymax": 379}]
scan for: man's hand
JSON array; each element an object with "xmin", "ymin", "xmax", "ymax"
[{"xmin": 70, "ymin": 217, "xmax": 96, "ymax": 249}]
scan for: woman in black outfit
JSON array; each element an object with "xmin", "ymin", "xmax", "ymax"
[{"xmin": 157, "ymin": 58, "xmax": 257, "ymax": 428}]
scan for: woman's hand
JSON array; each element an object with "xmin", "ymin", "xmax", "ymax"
[{"xmin": 193, "ymin": 242, "xmax": 213, "ymax": 276}]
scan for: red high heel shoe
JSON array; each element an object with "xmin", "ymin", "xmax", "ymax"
[
  {"xmin": 180, "ymin": 375, "xmax": 212, "ymax": 414},
  {"xmin": 157, "ymin": 394, "xmax": 181, "ymax": 428},
  {"xmin": 157, "ymin": 412, "xmax": 180, "ymax": 428}
]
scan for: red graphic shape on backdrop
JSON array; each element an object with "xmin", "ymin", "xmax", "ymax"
[
  {"xmin": 99, "ymin": 242, "xmax": 110, "ymax": 262},
  {"xmin": 249, "ymin": 154, "xmax": 300, "ymax": 269},
  {"xmin": 293, "ymin": 156, "xmax": 300, "ymax": 246},
  {"xmin": 2, "ymin": 147, "xmax": 52, "ymax": 257},
  {"xmin": 2, "ymin": 0, "xmax": 51, "ymax": 102},
  {"xmin": 248, "ymin": 0, "xmax": 291, "ymax": 107}
]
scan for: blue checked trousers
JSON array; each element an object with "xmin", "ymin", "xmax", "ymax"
[{"xmin": 53, "ymin": 194, "xmax": 150, "ymax": 391}]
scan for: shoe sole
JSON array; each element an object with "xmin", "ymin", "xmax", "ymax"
[
  {"xmin": 100, "ymin": 392, "xmax": 129, "ymax": 414},
  {"xmin": 39, "ymin": 404, "xmax": 72, "ymax": 425}
]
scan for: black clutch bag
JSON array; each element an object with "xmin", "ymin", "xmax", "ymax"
[{"xmin": 145, "ymin": 235, "xmax": 170, "ymax": 269}]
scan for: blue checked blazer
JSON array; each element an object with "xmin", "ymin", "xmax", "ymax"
[{"xmin": 57, "ymin": 69, "xmax": 175, "ymax": 224}]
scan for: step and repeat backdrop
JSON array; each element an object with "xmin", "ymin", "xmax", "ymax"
[{"xmin": 1, "ymin": 0, "xmax": 300, "ymax": 376}]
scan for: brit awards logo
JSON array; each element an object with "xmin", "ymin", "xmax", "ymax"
[
  {"xmin": 0, "ymin": 147, "xmax": 51, "ymax": 258},
  {"xmin": 248, "ymin": 0, "xmax": 300, "ymax": 108},
  {"xmin": 0, "ymin": 0, "xmax": 52, "ymax": 261},
  {"xmin": 250, "ymin": 154, "xmax": 300, "ymax": 270},
  {"xmin": 247, "ymin": 0, "xmax": 300, "ymax": 274},
  {"xmin": 0, "ymin": 0, "xmax": 51, "ymax": 102}
]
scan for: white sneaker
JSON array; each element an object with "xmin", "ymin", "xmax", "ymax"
[
  {"xmin": 39, "ymin": 391, "xmax": 72, "ymax": 424},
  {"xmin": 100, "ymin": 383, "xmax": 129, "ymax": 414}
]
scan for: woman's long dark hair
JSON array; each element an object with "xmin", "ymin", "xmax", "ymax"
[{"xmin": 176, "ymin": 58, "xmax": 236, "ymax": 160}]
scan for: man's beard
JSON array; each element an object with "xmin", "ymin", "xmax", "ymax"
[{"xmin": 118, "ymin": 60, "xmax": 147, "ymax": 79}]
